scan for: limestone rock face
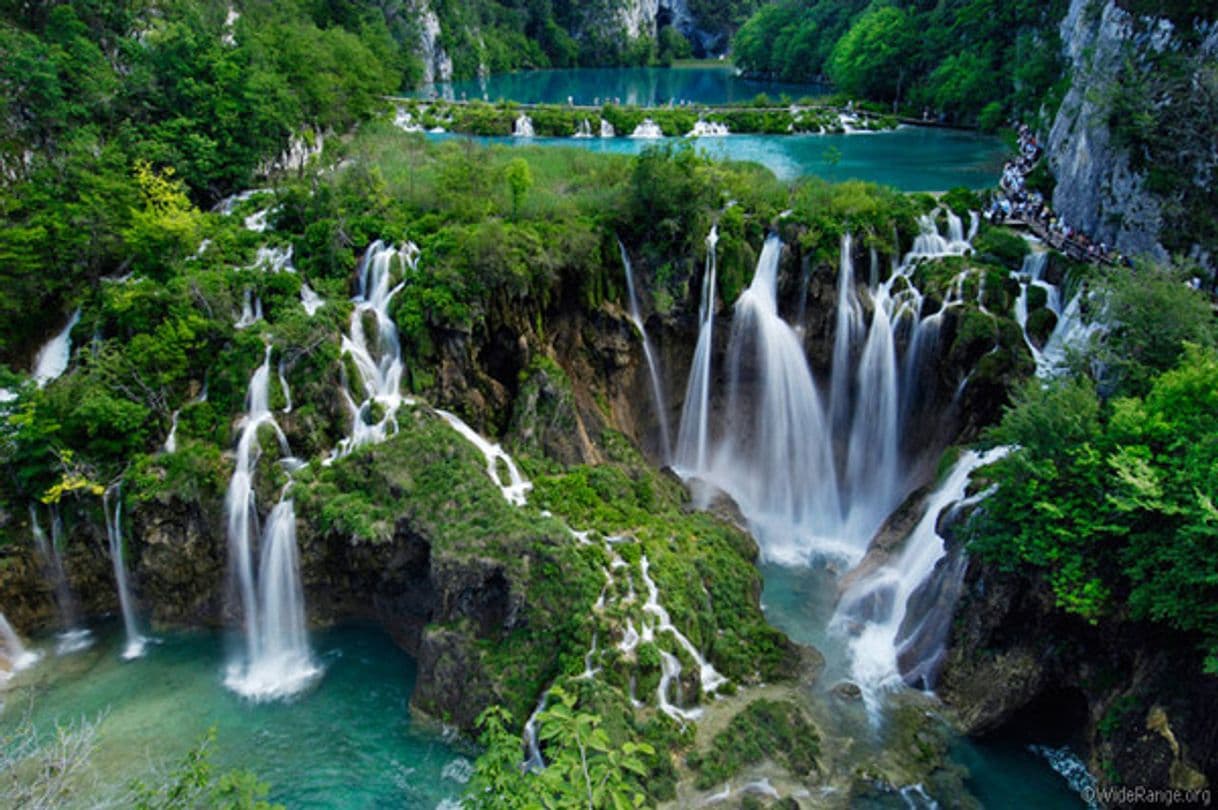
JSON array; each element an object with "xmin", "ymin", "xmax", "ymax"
[
  {"xmin": 412, "ymin": 1, "xmax": 453, "ymax": 85},
  {"xmin": 1047, "ymin": 0, "xmax": 1218, "ymax": 267},
  {"xmin": 939, "ymin": 558, "xmax": 1218, "ymax": 792}
]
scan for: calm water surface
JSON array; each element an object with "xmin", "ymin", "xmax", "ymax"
[{"xmin": 1, "ymin": 624, "xmax": 464, "ymax": 809}]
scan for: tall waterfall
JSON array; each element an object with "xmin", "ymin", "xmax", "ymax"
[
  {"xmin": 224, "ymin": 345, "xmax": 318, "ymax": 699},
  {"xmin": 692, "ymin": 234, "xmax": 842, "ymax": 563},
  {"xmin": 103, "ymin": 485, "xmax": 146, "ymax": 660},
  {"xmin": 330, "ymin": 240, "xmax": 416, "ymax": 461},
  {"xmin": 833, "ymin": 446, "xmax": 1010, "ymax": 709},
  {"xmin": 0, "ymin": 613, "xmax": 39, "ymax": 675},
  {"xmin": 674, "ymin": 225, "xmax": 718, "ymax": 473},
  {"xmin": 33, "ymin": 308, "xmax": 81, "ymax": 387},
  {"xmin": 29, "ymin": 504, "xmax": 92, "ymax": 654},
  {"xmin": 619, "ymin": 240, "xmax": 672, "ymax": 461}
]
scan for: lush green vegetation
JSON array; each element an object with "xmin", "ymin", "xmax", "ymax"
[
  {"xmin": 686, "ymin": 699, "xmax": 819, "ymax": 788},
  {"xmin": 968, "ymin": 263, "xmax": 1218, "ymax": 671},
  {"xmin": 0, "ymin": 0, "xmax": 410, "ymax": 361},
  {"xmin": 395, "ymin": 98, "xmax": 894, "ymax": 139},
  {"xmin": 733, "ymin": 0, "xmax": 1071, "ymax": 128}
]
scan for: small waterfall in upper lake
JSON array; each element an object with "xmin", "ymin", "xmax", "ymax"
[
  {"xmin": 512, "ymin": 114, "xmax": 535, "ymax": 137},
  {"xmin": 103, "ymin": 484, "xmax": 146, "ymax": 660},
  {"xmin": 573, "ymin": 119, "xmax": 593, "ymax": 138},
  {"xmin": 833, "ymin": 446, "xmax": 1011, "ymax": 710},
  {"xmin": 329, "ymin": 240, "xmax": 416, "ymax": 461},
  {"xmin": 224, "ymin": 345, "xmax": 318, "ymax": 699},
  {"xmin": 33, "ymin": 308, "xmax": 81, "ymax": 387},
  {"xmin": 687, "ymin": 120, "xmax": 729, "ymax": 137},
  {"xmin": 600, "ymin": 119, "xmax": 615, "ymax": 138},
  {"xmin": 0, "ymin": 613, "xmax": 39, "ymax": 676},
  {"xmin": 619, "ymin": 240, "xmax": 672, "ymax": 462},
  {"xmin": 675, "ymin": 225, "xmax": 718, "ymax": 473},
  {"xmin": 629, "ymin": 119, "xmax": 663, "ymax": 139}
]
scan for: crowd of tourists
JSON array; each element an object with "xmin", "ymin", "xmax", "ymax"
[{"xmin": 985, "ymin": 123, "xmax": 1124, "ymax": 265}]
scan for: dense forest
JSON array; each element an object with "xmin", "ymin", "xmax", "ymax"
[
  {"xmin": 2, "ymin": 0, "xmax": 1217, "ymax": 805},
  {"xmin": 732, "ymin": 0, "xmax": 1071, "ymax": 127}
]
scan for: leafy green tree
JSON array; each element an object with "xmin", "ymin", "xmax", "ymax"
[
  {"xmin": 466, "ymin": 688, "xmax": 654, "ymax": 809},
  {"xmin": 826, "ymin": 5, "xmax": 917, "ymax": 106},
  {"xmin": 506, "ymin": 157, "xmax": 534, "ymax": 220}
]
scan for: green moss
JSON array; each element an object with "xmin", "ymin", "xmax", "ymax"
[
  {"xmin": 973, "ymin": 227, "xmax": 1030, "ymax": 271},
  {"xmin": 687, "ymin": 699, "xmax": 820, "ymax": 789}
]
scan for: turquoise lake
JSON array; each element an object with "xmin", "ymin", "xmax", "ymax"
[
  {"xmin": 422, "ymin": 65, "xmax": 828, "ymax": 106},
  {"xmin": 0, "ymin": 624, "xmax": 465, "ymax": 809}
]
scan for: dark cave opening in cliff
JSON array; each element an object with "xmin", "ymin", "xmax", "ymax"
[{"xmin": 987, "ymin": 687, "xmax": 1091, "ymax": 748}]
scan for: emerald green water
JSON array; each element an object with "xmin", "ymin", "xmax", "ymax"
[
  {"xmin": 760, "ymin": 563, "xmax": 1087, "ymax": 808},
  {"xmin": 1, "ymin": 623, "xmax": 466, "ymax": 808},
  {"xmin": 423, "ymin": 65, "xmax": 828, "ymax": 106}
]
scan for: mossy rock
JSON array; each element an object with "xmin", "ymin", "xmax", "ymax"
[{"xmin": 1026, "ymin": 307, "xmax": 1058, "ymax": 348}]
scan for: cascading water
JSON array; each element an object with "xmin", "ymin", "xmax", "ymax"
[
  {"xmin": 434, "ymin": 410, "xmax": 532, "ymax": 506},
  {"xmin": 103, "ymin": 485, "xmax": 147, "ymax": 660},
  {"xmin": 329, "ymin": 241, "xmax": 416, "ymax": 461},
  {"xmin": 29, "ymin": 505, "xmax": 92, "ymax": 653},
  {"xmin": 0, "ymin": 613, "xmax": 39, "ymax": 675},
  {"xmin": 674, "ymin": 225, "xmax": 718, "ymax": 473},
  {"xmin": 224, "ymin": 345, "xmax": 318, "ymax": 699},
  {"xmin": 832, "ymin": 446, "xmax": 1010, "ymax": 710},
  {"xmin": 828, "ymin": 234, "xmax": 865, "ymax": 437},
  {"xmin": 619, "ymin": 240, "xmax": 672, "ymax": 461},
  {"xmin": 33, "ymin": 308, "xmax": 81, "ymax": 387},
  {"xmin": 573, "ymin": 119, "xmax": 593, "ymax": 138},
  {"xmin": 599, "ymin": 119, "xmax": 615, "ymax": 138},
  {"xmin": 629, "ymin": 119, "xmax": 663, "ymax": 139},
  {"xmin": 694, "ymin": 234, "xmax": 842, "ymax": 563},
  {"xmin": 687, "ymin": 120, "xmax": 729, "ymax": 137},
  {"xmin": 236, "ymin": 288, "xmax": 263, "ymax": 329},
  {"xmin": 512, "ymin": 114, "xmax": 535, "ymax": 137}
]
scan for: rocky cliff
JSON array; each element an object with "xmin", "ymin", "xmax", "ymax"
[{"xmin": 1047, "ymin": 0, "xmax": 1218, "ymax": 270}]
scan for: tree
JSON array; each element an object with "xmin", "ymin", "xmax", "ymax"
[
  {"xmin": 826, "ymin": 5, "xmax": 917, "ymax": 106},
  {"xmin": 466, "ymin": 688, "xmax": 655, "ymax": 809},
  {"xmin": 506, "ymin": 157, "xmax": 534, "ymax": 220}
]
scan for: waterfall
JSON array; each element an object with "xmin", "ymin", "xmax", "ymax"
[
  {"xmin": 700, "ymin": 235, "xmax": 842, "ymax": 563},
  {"xmin": 512, "ymin": 114, "xmax": 535, "ymax": 137},
  {"xmin": 522, "ymin": 691, "xmax": 549, "ymax": 772},
  {"xmin": 434, "ymin": 410, "xmax": 532, "ymax": 506},
  {"xmin": 629, "ymin": 119, "xmax": 663, "ymax": 139},
  {"xmin": 619, "ymin": 240, "xmax": 672, "ymax": 462},
  {"xmin": 29, "ymin": 505, "xmax": 88, "ymax": 651},
  {"xmin": 687, "ymin": 120, "xmax": 729, "ymax": 137},
  {"xmin": 33, "ymin": 308, "xmax": 81, "ymax": 387},
  {"xmin": 223, "ymin": 345, "xmax": 317, "ymax": 699},
  {"xmin": 573, "ymin": 119, "xmax": 593, "ymax": 138},
  {"xmin": 843, "ymin": 281, "xmax": 901, "ymax": 541},
  {"xmin": 300, "ymin": 282, "xmax": 325, "ymax": 316},
  {"xmin": 674, "ymin": 225, "xmax": 718, "ymax": 474},
  {"xmin": 0, "ymin": 613, "xmax": 39, "ymax": 675},
  {"xmin": 1012, "ymin": 251, "xmax": 1098, "ymax": 379},
  {"xmin": 833, "ymin": 446, "xmax": 1010, "ymax": 710},
  {"xmin": 828, "ymin": 234, "xmax": 864, "ymax": 436},
  {"xmin": 329, "ymin": 240, "xmax": 416, "ymax": 461},
  {"xmin": 236, "ymin": 288, "xmax": 263, "ymax": 329},
  {"xmin": 278, "ymin": 358, "xmax": 293, "ymax": 414},
  {"xmin": 103, "ymin": 485, "xmax": 146, "ymax": 660},
  {"xmin": 600, "ymin": 119, "xmax": 615, "ymax": 138}
]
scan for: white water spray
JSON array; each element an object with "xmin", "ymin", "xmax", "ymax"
[
  {"xmin": 33, "ymin": 309, "xmax": 81, "ymax": 387},
  {"xmin": 103, "ymin": 485, "xmax": 147, "ymax": 660},
  {"xmin": 223, "ymin": 346, "xmax": 317, "ymax": 699},
  {"xmin": 619, "ymin": 240, "xmax": 672, "ymax": 461}
]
